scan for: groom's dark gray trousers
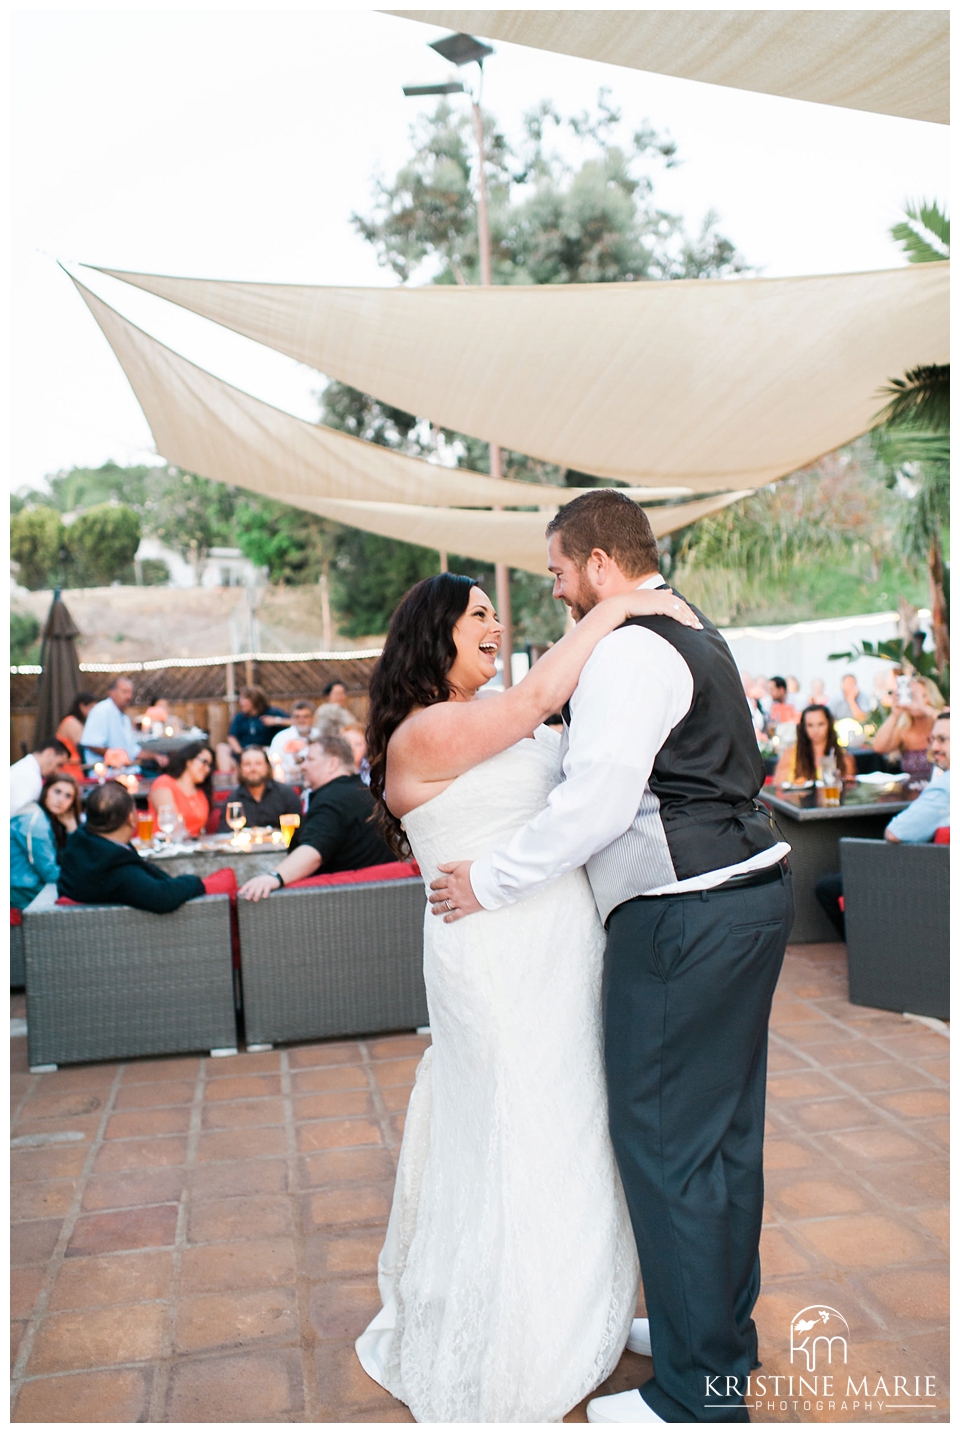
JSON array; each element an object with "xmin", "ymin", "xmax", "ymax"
[{"xmin": 603, "ymin": 868, "xmax": 793, "ymax": 1423}]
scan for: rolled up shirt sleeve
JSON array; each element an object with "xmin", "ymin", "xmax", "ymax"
[
  {"xmin": 469, "ymin": 626, "xmax": 693, "ymax": 910},
  {"xmin": 884, "ymin": 772, "xmax": 950, "ymax": 844}
]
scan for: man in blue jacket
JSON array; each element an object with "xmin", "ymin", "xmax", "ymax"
[{"xmin": 58, "ymin": 782, "xmax": 205, "ymax": 913}]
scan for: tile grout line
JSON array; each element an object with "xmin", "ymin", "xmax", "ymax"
[
  {"xmin": 146, "ymin": 1055, "xmax": 209, "ymax": 1421},
  {"xmin": 10, "ymin": 1060, "xmax": 38, "ymax": 1124},
  {"xmin": 283, "ymin": 1046, "xmax": 320, "ymax": 1422},
  {"xmin": 10, "ymin": 1062, "xmax": 125, "ymax": 1406}
]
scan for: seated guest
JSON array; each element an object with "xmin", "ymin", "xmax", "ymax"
[
  {"xmin": 81, "ymin": 676, "xmax": 142, "ymax": 766},
  {"xmin": 871, "ymin": 675, "xmax": 945, "ymax": 783},
  {"xmin": 58, "ymin": 782, "xmax": 206, "ymax": 913},
  {"xmin": 815, "ymin": 711, "xmax": 950, "ymax": 938},
  {"xmin": 885, "ymin": 711, "xmax": 950, "ymax": 844},
  {"xmin": 238, "ymin": 734, "xmax": 393, "ymax": 900},
  {"xmin": 342, "ymin": 723, "xmax": 370, "ymax": 784},
  {"xmin": 219, "ymin": 746, "xmax": 301, "ymax": 831},
  {"xmin": 774, "ymin": 704, "xmax": 855, "ymax": 785},
  {"xmin": 56, "ymin": 692, "xmax": 98, "ymax": 781},
  {"xmin": 217, "ymin": 685, "xmax": 289, "ymax": 773},
  {"xmin": 268, "ymin": 700, "xmax": 316, "ymax": 780},
  {"xmin": 767, "ymin": 675, "xmax": 799, "ymax": 728},
  {"xmin": 10, "ymin": 739, "xmax": 69, "ymax": 816},
  {"xmin": 831, "ymin": 672, "xmax": 868, "ymax": 723},
  {"xmin": 149, "ymin": 741, "xmax": 214, "ymax": 839},
  {"xmin": 10, "ymin": 772, "xmax": 82, "ymax": 910}
]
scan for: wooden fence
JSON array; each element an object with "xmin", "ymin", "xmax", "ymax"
[{"xmin": 10, "ymin": 651, "xmax": 380, "ymax": 762}]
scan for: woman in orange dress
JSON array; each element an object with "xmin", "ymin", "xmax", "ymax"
[
  {"xmin": 55, "ymin": 693, "xmax": 98, "ymax": 782},
  {"xmin": 148, "ymin": 740, "xmax": 214, "ymax": 839}
]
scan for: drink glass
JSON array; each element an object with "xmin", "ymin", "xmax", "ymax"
[
  {"xmin": 279, "ymin": 813, "xmax": 300, "ymax": 848},
  {"xmin": 157, "ymin": 807, "xmax": 178, "ymax": 842},
  {"xmin": 821, "ymin": 757, "xmax": 841, "ymax": 806},
  {"xmin": 137, "ymin": 811, "xmax": 154, "ymax": 843},
  {"xmin": 226, "ymin": 802, "xmax": 247, "ymax": 842}
]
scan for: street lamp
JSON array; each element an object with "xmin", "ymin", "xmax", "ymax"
[{"xmin": 404, "ymin": 31, "xmax": 515, "ymax": 686}]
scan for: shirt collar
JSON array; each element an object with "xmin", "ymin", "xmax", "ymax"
[{"xmin": 637, "ymin": 572, "xmax": 666, "ymax": 590}]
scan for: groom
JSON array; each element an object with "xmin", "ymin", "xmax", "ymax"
[{"xmin": 430, "ymin": 491, "xmax": 793, "ymax": 1423}]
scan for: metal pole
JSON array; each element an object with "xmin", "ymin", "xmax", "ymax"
[{"xmin": 472, "ymin": 92, "xmax": 513, "ymax": 686}]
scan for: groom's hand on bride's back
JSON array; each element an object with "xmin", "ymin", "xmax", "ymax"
[{"xmin": 429, "ymin": 862, "xmax": 482, "ymax": 922}]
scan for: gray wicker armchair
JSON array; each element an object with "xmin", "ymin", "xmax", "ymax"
[
  {"xmin": 237, "ymin": 877, "xmax": 428, "ymax": 1046},
  {"xmin": 840, "ymin": 837, "xmax": 950, "ymax": 1020},
  {"xmin": 23, "ymin": 895, "xmax": 238, "ymax": 1070}
]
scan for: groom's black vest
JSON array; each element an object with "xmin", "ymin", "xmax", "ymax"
[{"xmin": 564, "ymin": 596, "xmax": 780, "ymax": 921}]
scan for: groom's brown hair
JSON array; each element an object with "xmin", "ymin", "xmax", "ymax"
[{"xmin": 546, "ymin": 490, "xmax": 660, "ymax": 578}]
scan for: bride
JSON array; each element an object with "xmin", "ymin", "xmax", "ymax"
[{"xmin": 356, "ymin": 572, "xmax": 701, "ymax": 1423}]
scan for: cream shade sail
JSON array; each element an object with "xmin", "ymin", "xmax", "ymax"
[
  {"xmin": 264, "ymin": 491, "xmax": 751, "ymax": 574},
  {"xmin": 97, "ymin": 262, "xmax": 949, "ymax": 492},
  {"xmin": 72, "ymin": 278, "xmax": 690, "ymax": 508},
  {"xmin": 390, "ymin": 11, "xmax": 948, "ymax": 124},
  {"xmin": 72, "ymin": 277, "xmax": 744, "ymax": 575}
]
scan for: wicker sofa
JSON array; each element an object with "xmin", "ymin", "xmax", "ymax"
[
  {"xmin": 11, "ymin": 914, "xmax": 25, "ymax": 988},
  {"xmin": 237, "ymin": 873, "xmax": 428, "ymax": 1047},
  {"xmin": 840, "ymin": 837, "xmax": 950, "ymax": 1020},
  {"xmin": 22, "ymin": 895, "xmax": 238, "ymax": 1070}
]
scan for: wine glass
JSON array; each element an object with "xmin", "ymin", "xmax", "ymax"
[
  {"xmin": 157, "ymin": 807, "xmax": 178, "ymax": 844},
  {"xmin": 226, "ymin": 802, "xmax": 247, "ymax": 843}
]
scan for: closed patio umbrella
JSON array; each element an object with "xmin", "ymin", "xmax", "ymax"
[{"xmin": 33, "ymin": 591, "xmax": 82, "ymax": 751}]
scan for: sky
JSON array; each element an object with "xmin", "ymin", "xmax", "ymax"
[{"xmin": 10, "ymin": 7, "xmax": 950, "ymax": 494}]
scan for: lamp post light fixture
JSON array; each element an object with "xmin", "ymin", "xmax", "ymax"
[{"xmin": 403, "ymin": 32, "xmax": 514, "ymax": 685}]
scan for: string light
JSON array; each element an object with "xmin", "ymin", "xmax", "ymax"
[{"xmin": 10, "ymin": 649, "xmax": 383, "ymax": 676}]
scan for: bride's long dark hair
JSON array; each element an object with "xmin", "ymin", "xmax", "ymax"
[{"xmin": 366, "ymin": 572, "xmax": 478, "ymax": 856}]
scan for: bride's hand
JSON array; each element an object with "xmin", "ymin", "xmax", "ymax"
[{"xmin": 613, "ymin": 588, "xmax": 703, "ymax": 629}]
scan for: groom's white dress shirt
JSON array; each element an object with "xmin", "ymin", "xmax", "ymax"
[{"xmin": 470, "ymin": 575, "xmax": 790, "ymax": 912}]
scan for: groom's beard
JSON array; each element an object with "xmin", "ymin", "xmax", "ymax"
[{"xmin": 568, "ymin": 573, "xmax": 602, "ymax": 623}]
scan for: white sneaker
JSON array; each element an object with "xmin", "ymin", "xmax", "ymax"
[
  {"xmin": 587, "ymin": 1389, "xmax": 665, "ymax": 1423},
  {"xmin": 625, "ymin": 1317, "xmax": 652, "ymax": 1357}
]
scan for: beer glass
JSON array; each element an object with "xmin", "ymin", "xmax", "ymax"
[
  {"xmin": 821, "ymin": 755, "xmax": 841, "ymax": 806},
  {"xmin": 279, "ymin": 813, "xmax": 300, "ymax": 848},
  {"xmin": 137, "ymin": 810, "xmax": 154, "ymax": 843}
]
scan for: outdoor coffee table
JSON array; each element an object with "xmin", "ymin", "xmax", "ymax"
[
  {"xmin": 760, "ymin": 779, "xmax": 920, "ymax": 942},
  {"xmin": 137, "ymin": 832, "xmax": 289, "ymax": 881}
]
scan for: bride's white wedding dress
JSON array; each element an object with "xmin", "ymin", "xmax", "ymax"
[{"xmin": 356, "ymin": 729, "xmax": 639, "ymax": 1423}]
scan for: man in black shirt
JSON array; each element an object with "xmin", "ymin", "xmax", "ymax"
[
  {"xmin": 238, "ymin": 735, "xmax": 393, "ymax": 900},
  {"xmin": 59, "ymin": 782, "xmax": 206, "ymax": 913},
  {"xmin": 218, "ymin": 747, "xmax": 301, "ymax": 832}
]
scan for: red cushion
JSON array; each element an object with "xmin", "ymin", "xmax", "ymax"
[
  {"xmin": 837, "ymin": 895, "xmax": 845, "ymax": 912},
  {"xmin": 202, "ymin": 868, "xmax": 238, "ymax": 898},
  {"xmin": 934, "ymin": 826, "xmax": 950, "ymax": 845},
  {"xmin": 10, "ymin": 907, "xmax": 22, "ymax": 926},
  {"xmin": 205, "ymin": 805, "xmax": 224, "ymax": 835},
  {"xmin": 287, "ymin": 860, "xmax": 419, "ymax": 891},
  {"xmin": 55, "ymin": 896, "xmax": 82, "ymax": 906}
]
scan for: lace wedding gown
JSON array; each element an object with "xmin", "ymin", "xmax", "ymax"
[{"xmin": 356, "ymin": 729, "xmax": 639, "ymax": 1423}]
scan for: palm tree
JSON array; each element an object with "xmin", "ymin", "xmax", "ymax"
[{"xmin": 874, "ymin": 201, "xmax": 950, "ymax": 673}]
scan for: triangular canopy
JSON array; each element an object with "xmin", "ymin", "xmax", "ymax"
[
  {"xmin": 96, "ymin": 263, "xmax": 949, "ymax": 491},
  {"xmin": 390, "ymin": 10, "xmax": 948, "ymax": 124},
  {"xmin": 72, "ymin": 278, "xmax": 745, "ymax": 575},
  {"xmin": 73, "ymin": 278, "xmax": 690, "ymax": 507}
]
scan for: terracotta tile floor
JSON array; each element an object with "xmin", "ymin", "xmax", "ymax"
[{"xmin": 10, "ymin": 943, "xmax": 948, "ymax": 1423}]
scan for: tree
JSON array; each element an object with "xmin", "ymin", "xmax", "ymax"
[
  {"xmin": 10, "ymin": 612, "xmax": 41, "ymax": 666},
  {"xmin": 64, "ymin": 503, "xmax": 141, "ymax": 587},
  {"xmin": 141, "ymin": 469, "xmax": 237, "ymax": 583},
  {"xmin": 872, "ymin": 199, "xmax": 950, "ymax": 672},
  {"xmin": 355, "ymin": 92, "xmax": 747, "ymax": 287},
  {"xmin": 10, "ymin": 507, "xmax": 65, "ymax": 590},
  {"xmin": 233, "ymin": 496, "xmax": 336, "ymax": 586}
]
